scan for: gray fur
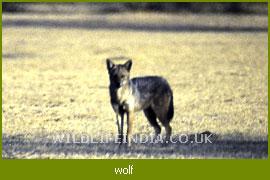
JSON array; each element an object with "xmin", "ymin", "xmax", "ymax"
[{"xmin": 106, "ymin": 59, "xmax": 174, "ymax": 146}]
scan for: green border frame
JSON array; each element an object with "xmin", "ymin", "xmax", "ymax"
[{"xmin": 1, "ymin": 1, "xmax": 269, "ymax": 179}]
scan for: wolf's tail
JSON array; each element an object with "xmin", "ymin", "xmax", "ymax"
[{"xmin": 168, "ymin": 93, "xmax": 174, "ymax": 121}]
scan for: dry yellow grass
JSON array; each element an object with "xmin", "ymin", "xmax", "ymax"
[{"xmin": 2, "ymin": 13, "xmax": 268, "ymax": 159}]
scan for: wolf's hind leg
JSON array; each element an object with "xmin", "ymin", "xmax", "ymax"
[
  {"xmin": 157, "ymin": 115, "xmax": 172, "ymax": 145},
  {"xmin": 152, "ymin": 96, "xmax": 172, "ymax": 145},
  {"xmin": 164, "ymin": 124, "xmax": 172, "ymax": 144},
  {"xmin": 143, "ymin": 107, "xmax": 161, "ymax": 141},
  {"xmin": 158, "ymin": 118, "xmax": 172, "ymax": 146}
]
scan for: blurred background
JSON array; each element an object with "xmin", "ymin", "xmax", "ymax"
[{"xmin": 2, "ymin": 2, "xmax": 268, "ymax": 14}]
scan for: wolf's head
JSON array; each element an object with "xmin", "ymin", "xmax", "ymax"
[{"xmin": 106, "ymin": 59, "xmax": 132, "ymax": 87}]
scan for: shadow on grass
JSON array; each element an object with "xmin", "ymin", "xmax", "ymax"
[
  {"xmin": 2, "ymin": 18, "xmax": 267, "ymax": 33},
  {"xmin": 2, "ymin": 133, "xmax": 268, "ymax": 159},
  {"xmin": 2, "ymin": 52, "xmax": 37, "ymax": 60}
]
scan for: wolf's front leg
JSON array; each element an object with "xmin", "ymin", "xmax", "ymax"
[
  {"xmin": 126, "ymin": 111, "xmax": 133, "ymax": 147},
  {"xmin": 116, "ymin": 114, "xmax": 120, "ymax": 134},
  {"xmin": 119, "ymin": 112, "xmax": 124, "ymax": 145},
  {"xmin": 116, "ymin": 114, "xmax": 121, "ymax": 140}
]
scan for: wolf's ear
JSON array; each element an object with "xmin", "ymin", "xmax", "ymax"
[
  {"xmin": 124, "ymin": 60, "xmax": 132, "ymax": 72},
  {"xmin": 106, "ymin": 59, "xmax": 115, "ymax": 72}
]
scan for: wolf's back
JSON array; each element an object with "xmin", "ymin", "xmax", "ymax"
[{"xmin": 131, "ymin": 76, "xmax": 174, "ymax": 121}]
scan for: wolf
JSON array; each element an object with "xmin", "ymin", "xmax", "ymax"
[{"xmin": 106, "ymin": 59, "xmax": 174, "ymax": 146}]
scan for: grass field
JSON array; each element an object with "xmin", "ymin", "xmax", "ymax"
[{"xmin": 2, "ymin": 13, "xmax": 268, "ymax": 159}]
